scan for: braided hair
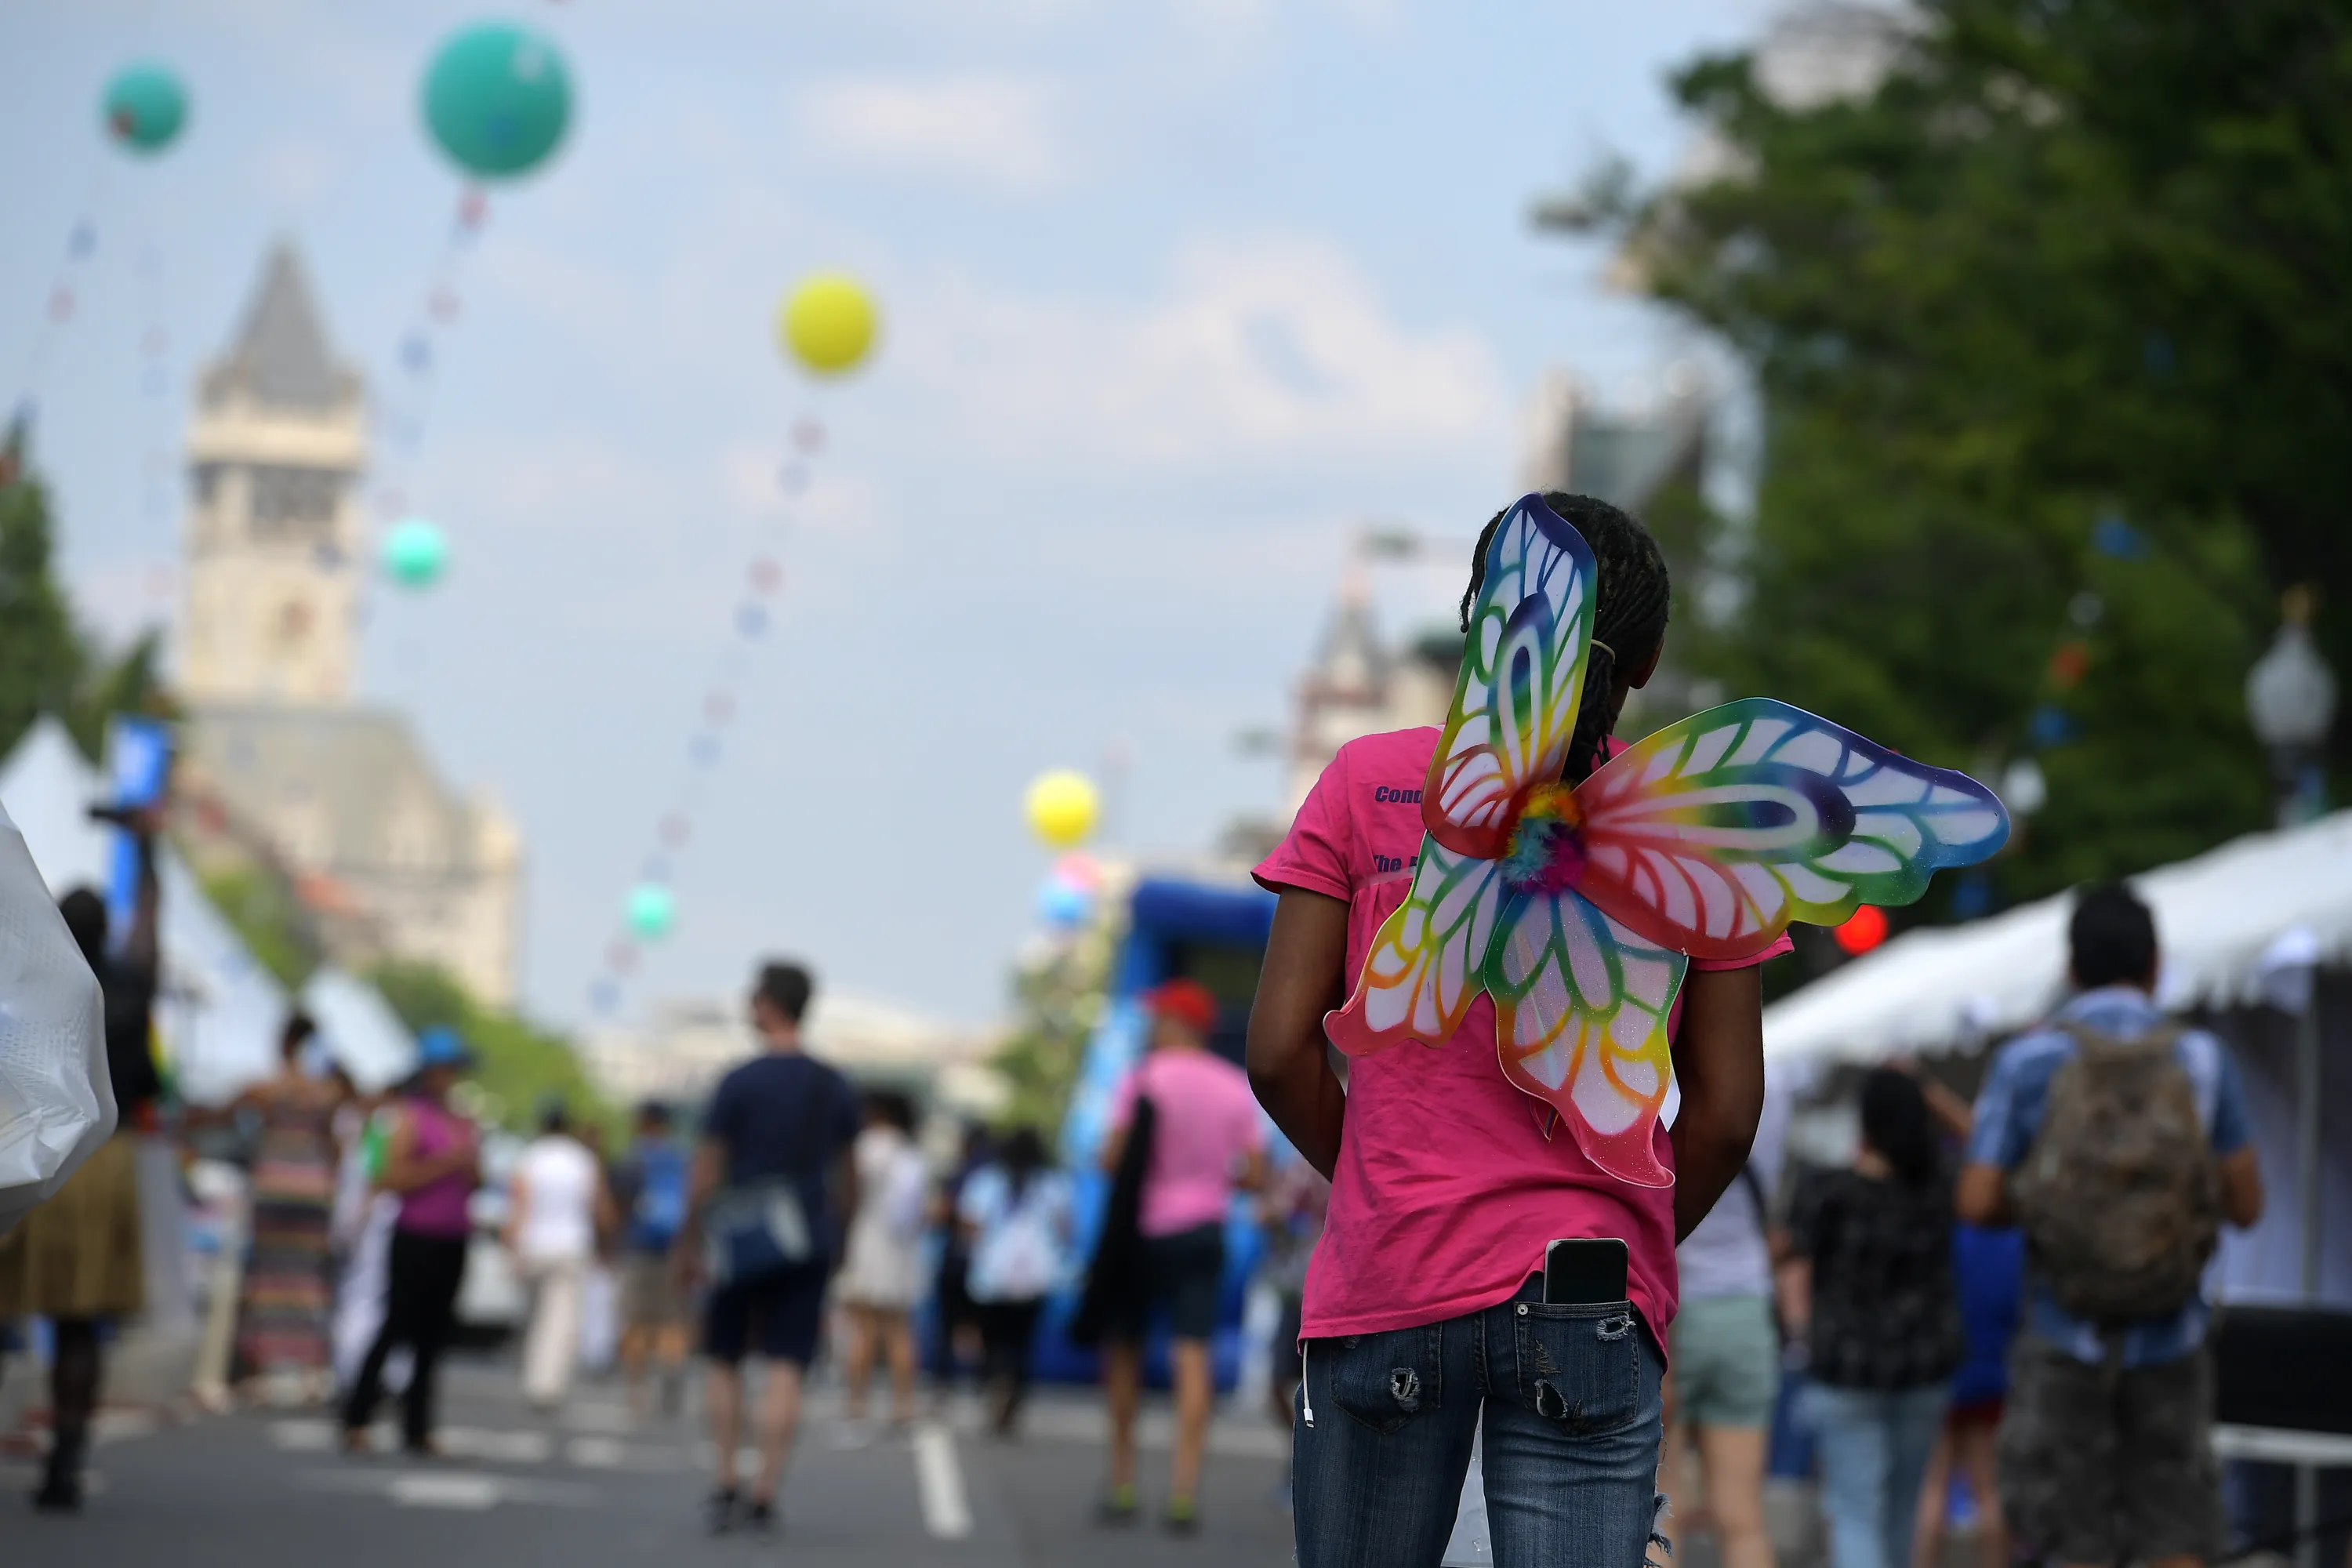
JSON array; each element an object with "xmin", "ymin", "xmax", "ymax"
[{"xmin": 1460, "ymin": 492, "xmax": 1671, "ymax": 785}]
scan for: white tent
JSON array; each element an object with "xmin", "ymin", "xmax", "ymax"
[
  {"xmin": 0, "ymin": 717, "xmax": 289, "ymax": 1103},
  {"xmin": 1762, "ymin": 808, "xmax": 2352, "ymax": 1065},
  {"xmin": 301, "ymin": 966, "xmax": 416, "ymax": 1091}
]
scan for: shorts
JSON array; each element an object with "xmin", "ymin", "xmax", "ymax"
[
  {"xmin": 1947, "ymin": 1395, "xmax": 2002, "ymax": 1430},
  {"xmin": 1102, "ymin": 1222, "xmax": 1225, "ymax": 1343},
  {"xmin": 703, "ymin": 1262, "xmax": 829, "ymax": 1367},
  {"xmin": 1668, "ymin": 1294, "xmax": 1780, "ymax": 1429},
  {"xmin": 1998, "ymin": 1335, "xmax": 2224, "ymax": 1566},
  {"xmin": 620, "ymin": 1252, "xmax": 684, "ymax": 1330}
]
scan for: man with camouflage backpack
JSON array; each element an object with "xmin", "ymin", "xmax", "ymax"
[{"xmin": 1958, "ymin": 883, "xmax": 2265, "ymax": 1568}]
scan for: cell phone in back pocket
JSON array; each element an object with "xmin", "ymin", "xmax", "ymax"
[{"xmin": 1543, "ymin": 1237, "xmax": 1630, "ymax": 1305}]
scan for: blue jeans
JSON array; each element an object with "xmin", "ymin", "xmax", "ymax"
[
  {"xmin": 1292, "ymin": 1277, "xmax": 1666, "ymax": 1568},
  {"xmin": 1798, "ymin": 1381, "xmax": 1950, "ymax": 1568}
]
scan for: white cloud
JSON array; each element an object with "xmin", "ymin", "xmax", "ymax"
[
  {"xmin": 904, "ymin": 236, "xmax": 1509, "ymax": 473},
  {"xmin": 797, "ymin": 76, "xmax": 1069, "ymax": 193}
]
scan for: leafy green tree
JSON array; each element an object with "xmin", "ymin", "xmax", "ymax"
[
  {"xmin": 1580, "ymin": 0, "xmax": 2337, "ymax": 904},
  {"xmin": 0, "ymin": 430, "xmax": 86, "ymax": 759}
]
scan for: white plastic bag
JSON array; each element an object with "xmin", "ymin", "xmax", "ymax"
[{"xmin": 0, "ymin": 799, "xmax": 113, "ymax": 1234}]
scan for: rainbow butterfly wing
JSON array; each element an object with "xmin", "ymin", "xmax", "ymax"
[
  {"xmin": 1483, "ymin": 887, "xmax": 1687, "ymax": 1187},
  {"xmin": 1423, "ymin": 495, "xmax": 1597, "ymax": 860},
  {"xmin": 1571, "ymin": 699, "xmax": 2012, "ymax": 961},
  {"xmin": 1325, "ymin": 840, "xmax": 1501, "ymax": 1056}
]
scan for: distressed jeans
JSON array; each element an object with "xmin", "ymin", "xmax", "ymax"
[{"xmin": 1292, "ymin": 1276, "xmax": 1667, "ymax": 1568}]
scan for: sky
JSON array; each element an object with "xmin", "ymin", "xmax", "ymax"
[{"xmin": 0, "ymin": 0, "xmax": 1781, "ymax": 1031}]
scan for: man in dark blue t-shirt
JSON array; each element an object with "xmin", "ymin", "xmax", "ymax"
[{"xmin": 686, "ymin": 960, "xmax": 858, "ymax": 1536}]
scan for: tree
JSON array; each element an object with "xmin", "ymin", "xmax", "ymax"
[
  {"xmin": 0, "ymin": 426, "xmax": 85, "ymax": 758},
  {"xmin": 1583, "ymin": 0, "xmax": 2343, "ymax": 905},
  {"xmin": 0, "ymin": 426, "xmax": 179, "ymax": 765}
]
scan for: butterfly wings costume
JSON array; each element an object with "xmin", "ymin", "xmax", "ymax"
[{"xmin": 1323, "ymin": 495, "xmax": 2010, "ymax": 1189}]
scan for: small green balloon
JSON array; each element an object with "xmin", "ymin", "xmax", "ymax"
[
  {"xmin": 103, "ymin": 64, "xmax": 188, "ymax": 154},
  {"xmin": 380, "ymin": 517, "xmax": 448, "ymax": 588},
  {"xmin": 421, "ymin": 23, "xmax": 572, "ymax": 181},
  {"xmin": 626, "ymin": 883, "xmax": 676, "ymax": 941}
]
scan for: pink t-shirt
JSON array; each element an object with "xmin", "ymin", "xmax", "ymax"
[
  {"xmin": 1109, "ymin": 1048, "xmax": 1266, "ymax": 1238},
  {"xmin": 1252, "ymin": 728, "xmax": 1788, "ymax": 1343}
]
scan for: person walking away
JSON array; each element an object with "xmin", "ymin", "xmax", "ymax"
[
  {"xmin": 1912, "ymin": 1219, "xmax": 2023, "ymax": 1568},
  {"xmin": 837, "ymin": 1089, "xmax": 928, "ymax": 1438},
  {"xmin": 1089, "ymin": 977, "xmax": 1267, "ymax": 1534},
  {"xmin": 682, "ymin": 960, "xmax": 861, "ymax": 1535},
  {"xmin": 1787, "ymin": 1068, "xmax": 1962, "ymax": 1568},
  {"xmin": 231, "ymin": 1012, "xmax": 345, "ymax": 1403},
  {"xmin": 506, "ymin": 1100, "xmax": 605, "ymax": 1410},
  {"xmin": 1957, "ymin": 883, "xmax": 2264, "ymax": 1568},
  {"xmin": 1662, "ymin": 1067, "xmax": 1798, "ymax": 1568},
  {"xmin": 928, "ymin": 1122, "xmax": 993, "ymax": 1398},
  {"xmin": 1247, "ymin": 495, "xmax": 1787, "ymax": 1568},
  {"xmin": 960, "ymin": 1127, "xmax": 1073, "ymax": 1436},
  {"xmin": 1256, "ymin": 1153, "xmax": 1328, "ymax": 1504},
  {"xmin": 613, "ymin": 1101, "xmax": 691, "ymax": 1417},
  {"xmin": 340, "ymin": 1029, "xmax": 481, "ymax": 1455},
  {"xmin": 0, "ymin": 832, "xmax": 163, "ymax": 1512}
]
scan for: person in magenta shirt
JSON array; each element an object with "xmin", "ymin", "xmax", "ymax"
[
  {"xmin": 1248, "ymin": 492, "xmax": 1784, "ymax": 1568},
  {"xmin": 341, "ymin": 1027, "xmax": 481, "ymax": 1456},
  {"xmin": 1096, "ymin": 978, "xmax": 1268, "ymax": 1533}
]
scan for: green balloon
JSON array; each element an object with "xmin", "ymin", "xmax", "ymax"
[
  {"xmin": 103, "ymin": 64, "xmax": 188, "ymax": 154},
  {"xmin": 421, "ymin": 23, "xmax": 572, "ymax": 180},
  {"xmin": 380, "ymin": 518, "xmax": 448, "ymax": 588},
  {"xmin": 626, "ymin": 884, "xmax": 675, "ymax": 941}
]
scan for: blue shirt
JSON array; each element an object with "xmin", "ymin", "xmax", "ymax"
[
  {"xmin": 1965, "ymin": 985, "xmax": 2249, "ymax": 1366},
  {"xmin": 704, "ymin": 1051, "xmax": 861, "ymax": 1260},
  {"xmin": 619, "ymin": 1137, "xmax": 691, "ymax": 1255}
]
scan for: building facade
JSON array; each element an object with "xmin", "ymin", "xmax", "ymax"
[{"xmin": 175, "ymin": 245, "xmax": 524, "ymax": 1006}]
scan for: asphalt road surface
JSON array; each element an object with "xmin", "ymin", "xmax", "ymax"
[{"xmin": 5, "ymin": 1358, "xmax": 1301, "ymax": 1567}]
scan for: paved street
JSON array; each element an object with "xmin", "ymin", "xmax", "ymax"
[{"xmin": 5, "ymin": 1358, "xmax": 1299, "ymax": 1566}]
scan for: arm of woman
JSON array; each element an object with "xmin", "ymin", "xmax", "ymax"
[
  {"xmin": 1666, "ymin": 964, "xmax": 1767, "ymax": 1243},
  {"xmin": 1244, "ymin": 888, "xmax": 1351, "ymax": 1180},
  {"xmin": 503, "ymin": 1167, "xmax": 531, "ymax": 1254}
]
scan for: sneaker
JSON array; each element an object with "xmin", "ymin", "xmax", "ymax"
[
  {"xmin": 706, "ymin": 1486, "xmax": 739, "ymax": 1536},
  {"xmin": 31, "ymin": 1468, "xmax": 82, "ymax": 1514},
  {"xmin": 831, "ymin": 1420, "xmax": 875, "ymax": 1450},
  {"xmin": 742, "ymin": 1498, "xmax": 776, "ymax": 1534},
  {"xmin": 1096, "ymin": 1483, "xmax": 1140, "ymax": 1526},
  {"xmin": 1163, "ymin": 1495, "xmax": 1200, "ymax": 1537}
]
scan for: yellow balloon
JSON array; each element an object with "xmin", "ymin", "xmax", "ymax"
[
  {"xmin": 779, "ymin": 272, "xmax": 878, "ymax": 376},
  {"xmin": 1025, "ymin": 770, "xmax": 1099, "ymax": 849}
]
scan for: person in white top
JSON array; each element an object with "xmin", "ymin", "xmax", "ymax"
[
  {"xmin": 504, "ymin": 1102, "xmax": 609, "ymax": 1410},
  {"xmin": 957, "ymin": 1127, "xmax": 1073, "ymax": 1436},
  {"xmin": 833, "ymin": 1091, "xmax": 928, "ymax": 1434}
]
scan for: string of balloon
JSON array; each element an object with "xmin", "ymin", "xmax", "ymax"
[{"xmin": 586, "ymin": 277, "xmax": 880, "ymax": 1018}]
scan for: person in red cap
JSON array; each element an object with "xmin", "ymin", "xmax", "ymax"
[{"xmin": 1094, "ymin": 976, "xmax": 1267, "ymax": 1534}]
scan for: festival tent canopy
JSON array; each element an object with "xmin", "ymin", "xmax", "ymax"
[
  {"xmin": 1762, "ymin": 807, "xmax": 2352, "ymax": 1065},
  {"xmin": 300, "ymin": 966, "xmax": 417, "ymax": 1091},
  {"xmin": 0, "ymin": 717, "xmax": 289, "ymax": 1102}
]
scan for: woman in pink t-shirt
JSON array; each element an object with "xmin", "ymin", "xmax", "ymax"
[
  {"xmin": 1250, "ymin": 493, "xmax": 1778, "ymax": 1568},
  {"xmin": 1094, "ymin": 978, "xmax": 1267, "ymax": 1533}
]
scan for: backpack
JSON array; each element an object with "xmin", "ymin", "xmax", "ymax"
[{"xmin": 2009, "ymin": 1023, "xmax": 2221, "ymax": 1327}]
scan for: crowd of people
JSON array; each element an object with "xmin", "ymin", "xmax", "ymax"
[{"xmin": 0, "ymin": 491, "xmax": 2325, "ymax": 1568}]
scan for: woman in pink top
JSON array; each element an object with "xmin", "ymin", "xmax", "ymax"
[
  {"xmin": 1250, "ymin": 494, "xmax": 1780, "ymax": 1568},
  {"xmin": 1094, "ymin": 978, "xmax": 1267, "ymax": 1533},
  {"xmin": 342, "ymin": 1028, "xmax": 481, "ymax": 1456}
]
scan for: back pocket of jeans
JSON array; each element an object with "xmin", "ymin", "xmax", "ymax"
[
  {"xmin": 1322, "ymin": 1327, "xmax": 1438, "ymax": 1436},
  {"xmin": 1510, "ymin": 1302, "xmax": 1642, "ymax": 1435}
]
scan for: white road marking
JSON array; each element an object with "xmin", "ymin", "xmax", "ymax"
[
  {"xmin": 390, "ymin": 1472, "xmax": 503, "ymax": 1510},
  {"xmin": 911, "ymin": 1420, "xmax": 972, "ymax": 1540}
]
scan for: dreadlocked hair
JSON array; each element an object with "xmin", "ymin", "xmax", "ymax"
[{"xmin": 1459, "ymin": 491, "xmax": 1671, "ymax": 785}]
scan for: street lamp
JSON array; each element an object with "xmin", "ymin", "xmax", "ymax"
[{"xmin": 2245, "ymin": 587, "xmax": 2337, "ymax": 829}]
